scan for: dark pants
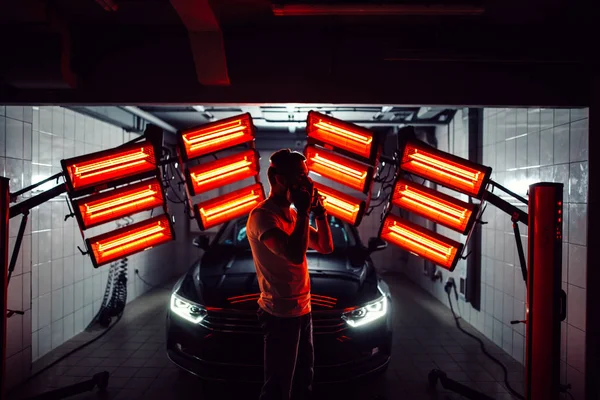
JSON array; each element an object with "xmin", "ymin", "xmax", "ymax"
[{"xmin": 257, "ymin": 308, "xmax": 314, "ymax": 400}]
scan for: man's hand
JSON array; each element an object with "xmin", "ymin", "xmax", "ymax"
[
  {"xmin": 311, "ymin": 188, "xmax": 327, "ymax": 218},
  {"xmin": 290, "ymin": 188, "xmax": 313, "ymax": 215}
]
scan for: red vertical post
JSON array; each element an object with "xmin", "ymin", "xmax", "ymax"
[
  {"xmin": 525, "ymin": 182, "xmax": 564, "ymax": 400},
  {"xmin": 0, "ymin": 177, "xmax": 10, "ymax": 398}
]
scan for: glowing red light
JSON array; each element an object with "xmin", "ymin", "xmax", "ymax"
[
  {"xmin": 186, "ymin": 150, "xmax": 259, "ymax": 195},
  {"xmin": 305, "ymin": 145, "xmax": 373, "ymax": 193},
  {"xmin": 312, "ymin": 182, "xmax": 365, "ymax": 226}
]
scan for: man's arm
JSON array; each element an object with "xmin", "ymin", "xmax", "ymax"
[
  {"xmin": 258, "ymin": 211, "xmax": 311, "ymax": 265},
  {"xmin": 309, "ymin": 218, "xmax": 334, "ymax": 254}
]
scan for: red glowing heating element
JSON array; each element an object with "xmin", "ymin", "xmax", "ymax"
[
  {"xmin": 313, "ymin": 182, "xmax": 365, "ymax": 226},
  {"xmin": 86, "ymin": 214, "xmax": 174, "ymax": 268},
  {"xmin": 194, "ymin": 183, "xmax": 265, "ymax": 231},
  {"xmin": 62, "ymin": 143, "xmax": 157, "ymax": 192},
  {"xmin": 380, "ymin": 214, "xmax": 463, "ymax": 271},
  {"xmin": 187, "ymin": 150, "xmax": 259, "ymax": 195},
  {"xmin": 305, "ymin": 145, "xmax": 373, "ymax": 193},
  {"xmin": 401, "ymin": 140, "xmax": 491, "ymax": 198},
  {"xmin": 180, "ymin": 113, "xmax": 255, "ymax": 161},
  {"xmin": 392, "ymin": 178, "xmax": 477, "ymax": 235},
  {"xmin": 74, "ymin": 179, "xmax": 165, "ymax": 230},
  {"xmin": 307, "ymin": 111, "xmax": 377, "ymax": 162}
]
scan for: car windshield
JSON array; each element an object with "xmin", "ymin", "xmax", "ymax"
[{"xmin": 218, "ymin": 215, "xmax": 357, "ymax": 253}]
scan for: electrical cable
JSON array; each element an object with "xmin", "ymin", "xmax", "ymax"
[
  {"xmin": 134, "ymin": 270, "xmax": 172, "ymax": 291},
  {"xmin": 445, "ymin": 284, "xmax": 525, "ymax": 400}
]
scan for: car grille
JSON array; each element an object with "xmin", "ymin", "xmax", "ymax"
[{"xmin": 200, "ymin": 308, "xmax": 348, "ymax": 335}]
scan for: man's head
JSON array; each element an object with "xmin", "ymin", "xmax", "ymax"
[{"xmin": 267, "ymin": 149, "xmax": 311, "ymax": 201}]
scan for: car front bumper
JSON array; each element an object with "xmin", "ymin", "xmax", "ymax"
[{"xmin": 165, "ymin": 309, "xmax": 392, "ymax": 384}]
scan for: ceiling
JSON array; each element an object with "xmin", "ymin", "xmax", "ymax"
[{"xmin": 0, "ymin": 0, "xmax": 594, "ymax": 106}]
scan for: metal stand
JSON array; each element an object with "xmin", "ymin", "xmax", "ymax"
[
  {"xmin": 428, "ymin": 369, "xmax": 495, "ymax": 400},
  {"xmin": 25, "ymin": 371, "xmax": 109, "ymax": 400},
  {"xmin": 427, "ymin": 186, "xmax": 530, "ymax": 400}
]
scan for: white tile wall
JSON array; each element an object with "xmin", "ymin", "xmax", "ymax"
[
  {"xmin": 399, "ymin": 108, "xmax": 588, "ymax": 398},
  {"xmin": 2, "ymin": 106, "xmax": 193, "ymax": 391}
]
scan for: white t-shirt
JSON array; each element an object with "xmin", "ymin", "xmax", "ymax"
[{"xmin": 246, "ymin": 197, "xmax": 311, "ymax": 317}]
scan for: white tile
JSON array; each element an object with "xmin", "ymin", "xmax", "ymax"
[
  {"xmin": 6, "ymin": 118, "xmax": 24, "ymax": 159},
  {"xmin": 527, "ymin": 109, "xmax": 540, "ymax": 133},
  {"xmin": 83, "ymin": 304, "xmax": 93, "ymax": 327},
  {"xmin": 22, "ymin": 234, "xmax": 31, "ymax": 274},
  {"xmin": 8, "ymin": 274, "xmax": 23, "ymax": 311},
  {"xmin": 22, "ymin": 272, "xmax": 31, "ymax": 311},
  {"xmin": 494, "ymin": 231, "xmax": 504, "ymax": 261},
  {"xmin": 84, "ymin": 277, "xmax": 94, "ymax": 306},
  {"xmin": 516, "ymin": 135, "xmax": 527, "ymax": 168},
  {"xmin": 513, "ymin": 299, "xmax": 526, "ymax": 336},
  {"xmin": 38, "ymin": 293, "xmax": 51, "ymax": 329},
  {"xmin": 554, "ymin": 164, "xmax": 570, "ymax": 203},
  {"xmin": 516, "ymin": 109, "xmax": 528, "ymax": 135},
  {"xmin": 63, "ymin": 313, "xmax": 75, "ymax": 341},
  {"xmin": 502, "ymin": 323, "xmax": 513, "ymax": 354},
  {"xmin": 5, "ymin": 350, "xmax": 24, "ymax": 390},
  {"xmin": 93, "ymin": 272, "xmax": 105, "ymax": 301},
  {"xmin": 38, "ymin": 325, "xmax": 51, "ymax": 358},
  {"xmin": 568, "ymin": 244, "xmax": 586, "ymax": 288},
  {"xmin": 74, "ymin": 280, "xmax": 84, "ymax": 311},
  {"xmin": 504, "ymin": 263, "xmax": 515, "ymax": 297},
  {"xmin": 567, "ymin": 285, "xmax": 586, "ymax": 330},
  {"xmin": 568, "ymin": 204, "xmax": 587, "ymax": 246},
  {"xmin": 492, "ymin": 318, "xmax": 503, "ymax": 347},
  {"xmin": 75, "ymin": 113, "xmax": 85, "ymax": 142},
  {"xmin": 541, "ymin": 109, "xmax": 554, "ymax": 130},
  {"xmin": 503, "ymin": 232, "xmax": 515, "ymax": 264},
  {"xmin": 39, "ymin": 108, "xmax": 52, "ymax": 133},
  {"xmin": 32, "ymin": 331, "xmax": 38, "ymax": 361},
  {"xmin": 567, "ymin": 324, "xmax": 585, "ymax": 373},
  {"xmin": 496, "ymin": 141, "xmax": 506, "ymax": 171},
  {"xmin": 64, "ymin": 110, "xmax": 75, "ymax": 139},
  {"xmin": 6, "ymin": 314, "xmax": 23, "ymax": 358},
  {"xmin": 555, "ymin": 109, "xmax": 570, "ymax": 126},
  {"xmin": 62, "ymin": 224, "xmax": 74, "ymax": 258},
  {"xmin": 505, "ymin": 138, "xmax": 516, "ymax": 170},
  {"xmin": 23, "ymin": 309, "xmax": 32, "ymax": 348},
  {"xmin": 562, "ymin": 206, "xmax": 569, "ymax": 243},
  {"xmin": 51, "ymin": 258, "xmax": 63, "ymax": 292},
  {"xmin": 569, "ymin": 162, "xmax": 588, "ymax": 204},
  {"xmin": 51, "ymin": 228, "xmax": 63, "ymax": 260},
  {"xmin": 494, "ymin": 289, "xmax": 503, "ymax": 321},
  {"xmin": 51, "ymin": 319, "xmax": 63, "ymax": 350},
  {"xmin": 485, "ymin": 284, "xmax": 494, "ymax": 313},
  {"xmin": 512, "ymin": 331, "xmax": 525, "ymax": 365},
  {"xmin": 569, "ymin": 119, "xmax": 588, "ymax": 162},
  {"xmin": 63, "ymin": 284, "xmax": 74, "ymax": 316},
  {"xmin": 63, "ymin": 255, "xmax": 74, "ymax": 288},
  {"xmin": 73, "ymin": 254, "xmax": 84, "ymax": 283},
  {"xmin": 503, "ymin": 294, "xmax": 513, "ymax": 324},
  {"xmin": 527, "ymin": 131, "xmax": 540, "ymax": 167},
  {"xmin": 74, "ymin": 308, "xmax": 84, "ymax": 334},
  {"xmin": 31, "ymin": 297, "xmax": 39, "ymax": 333},
  {"xmin": 553, "ymin": 124, "xmax": 570, "ymax": 165},
  {"xmin": 51, "ymin": 289, "xmax": 63, "ymax": 322},
  {"xmin": 38, "ymin": 203, "xmax": 52, "ymax": 232},
  {"xmin": 38, "ymin": 261, "xmax": 51, "ymax": 297}
]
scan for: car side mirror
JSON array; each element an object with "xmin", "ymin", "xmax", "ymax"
[
  {"xmin": 193, "ymin": 235, "xmax": 210, "ymax": 251},
  {"xmin": 368, "ymin": 237, "xmax": 388, "ymax": 253}
]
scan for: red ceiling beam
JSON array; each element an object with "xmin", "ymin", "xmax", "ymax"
[{"xmin": 169, "ymin": 0, "xmax": 230, "ymax": 86}]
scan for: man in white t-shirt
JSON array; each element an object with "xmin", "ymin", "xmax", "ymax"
[{"xmin": 246, "ymin": 149, "xmax": 334, "ymax": 400}]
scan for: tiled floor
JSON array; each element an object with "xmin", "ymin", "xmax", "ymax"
[{"xmin": 8, "ymin": 274, "xmax": 524, "ymax": 400}]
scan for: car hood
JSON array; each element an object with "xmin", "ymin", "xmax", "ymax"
[{"xmin": 177, "ymin": 252, "xmax": 381, "ymax": 311}]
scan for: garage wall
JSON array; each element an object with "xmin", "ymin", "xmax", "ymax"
[
  {"xmin": 1, "ymin": 106, "xmax": 191, "ymax": 390},
  {"xmin": 400, "ymin": 107, "xmax": 589, "ymax": 399}
]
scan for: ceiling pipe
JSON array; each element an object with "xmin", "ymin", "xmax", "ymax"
[{"xmin": 121, "ymin": 106, "xmax": 178, "ymax": 134}]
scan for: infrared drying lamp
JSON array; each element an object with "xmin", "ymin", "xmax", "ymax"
[
  {"xmin": 312, "ymin": 182, "xmax": 366, "ymax": 226},
  {"xmin": 194, "ymin": 183, "xmax": 266, "ymax": 231},
  {"xmin": 185, "ymin": 149, "xmax": 260, "ymax": 195},
  {"xmin": 86, "ymin": 214, "xmax": 175, "ymax": 268},
  {"xmin": 400, "ymin": 139, "xmax": 491, "ymax": 198},
  {"xmin": 61, "ymin": 142, "xmax": 158, "ymax": 196},
  {"xmin": 307, "ymin": 111, "xmax": 379, "ymax": 164},
  {"xmin": 380, "ymin": 213, "xmax": 463, "ymax": 271},
  {"xmin": 179, "ymin": 113, "xmax": 255, "ymax": 161},
  {"xmin": 392, "ymin": 178, "xmax": 477, "ymax": 235},
  {"xmin": 305, "ymin": 145, "xmax": 374, "ymax": 194},
  {"xmin": 72, "ymin": 178, "xmax": 166, "ymax": 230}
]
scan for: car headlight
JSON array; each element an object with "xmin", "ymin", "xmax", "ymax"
[
  {"xmin": 342, "ymin": 288, "xmax": 388, "ymax": 328},
  {"xmin": 170, "ymin": 292, "xmax": 207, "ymax": 324}
]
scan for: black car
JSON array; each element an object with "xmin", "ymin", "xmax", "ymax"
[{"xmin": 166, "ymin": 215, "xmax": 393, "ymax": 384}]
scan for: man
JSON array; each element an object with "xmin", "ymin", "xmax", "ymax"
[{"xmin": 246, "ymin": 149, "xmax": 334, "ymax": 400}]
